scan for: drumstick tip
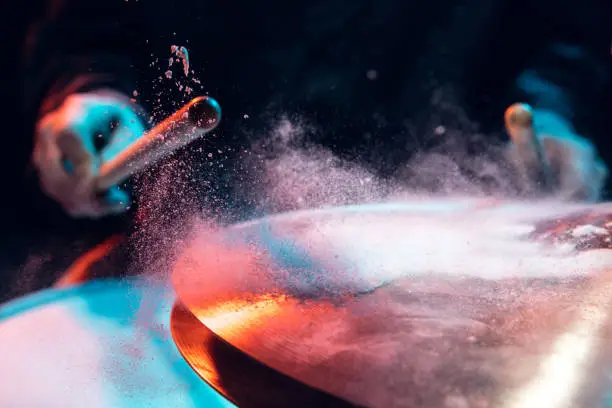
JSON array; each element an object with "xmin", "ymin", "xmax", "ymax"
[
  {"xmin": 504, "ymin": 103, "xmax": 555, "ymax": 191},
  {"xmin": 504, "ymin": 103, "xmax": 534, "ymax": 130},
  {"xmin": 188, "ymin": 96, "xmax": 222, "ymax": 131}
]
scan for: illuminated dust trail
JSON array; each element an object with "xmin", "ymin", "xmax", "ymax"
[
  {"xmin": 177, "ymin": 199, "xmax": 611, "ymax": 305},
  {"xmin": 170, "ymin": 45, "xmax": 190, "ymax": 77}
]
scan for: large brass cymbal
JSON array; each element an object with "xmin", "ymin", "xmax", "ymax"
[{"xmin": 172, "ymin": 199, "xmax": 612, "ymax": 407}]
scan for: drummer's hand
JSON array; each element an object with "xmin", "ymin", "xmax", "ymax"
[
  {"xmin": 535, "ymin": 110, "xmax": 608, "ymax": 202},
  {"xmin": 33, "ymin": 90, "xmax": 145, "ymax": 218}
]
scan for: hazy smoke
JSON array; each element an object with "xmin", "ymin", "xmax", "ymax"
[
  {"xmin": 240, "ymin": 106, "xmax": 606, "ymax": 214},
  {"xmin": 242, "ymin": 115, "xmax": 510, "ymax": 215}
]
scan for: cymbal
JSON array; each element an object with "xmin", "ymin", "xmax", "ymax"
[
  {"xmin": 170, "ymin": 301, "xmax": 356, "ymax": 407},
  {"xmin": 172, "ymin": 199, "xmax": 612, "ymax": 407}
]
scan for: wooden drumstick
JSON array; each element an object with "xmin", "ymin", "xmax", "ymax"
[
  {"xmin": 96, "ymin": 96, "xmax": 221, "ymax": 191},
  {"xmin": 504, "ymin": 103, "xmax": 555, "ymax": 192}
]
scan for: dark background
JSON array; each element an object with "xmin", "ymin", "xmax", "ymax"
[{"xmin": 0, "ymin": 1, "xmax": 610, "ymax": 302}]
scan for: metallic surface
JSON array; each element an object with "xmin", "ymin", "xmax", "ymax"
[
  {"xmin": 173, "ymin": 199, "xmax": 612, "ymax": 408},
  {"xmin": 171, "ymin": 301, "xmax": 356, "ymax": 407},
  {"xmin": 0, "ymin": 278, "xmax": 233, "ymax": 408}
]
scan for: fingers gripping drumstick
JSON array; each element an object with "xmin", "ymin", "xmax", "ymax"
[
  {"xmin": 96, "ymin": 96, "xmax": 222, "ymax": 191},
  {"xmin": 56, "ymin": 97, "xmax": 219, "ymax": 287},
  {"xmin": 504, "ymin": 103, "xmax": 555, "ymax": 192}
]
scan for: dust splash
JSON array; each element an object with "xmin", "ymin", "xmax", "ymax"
[
  {"xmin": 170, "ymin": 108, "xmax": 610, "ymax": 303},
  {"xmin": 240, "ymin": 108, "xmax": 607, "ymax": 215}
]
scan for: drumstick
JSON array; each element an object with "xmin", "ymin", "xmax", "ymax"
[
  {"xmin": 96, "ymin": 96, "xmax": 221, "ymax": 191},
  {"xmin": 504, "ymin": 103, "xmax": 554, "ymax": 192}
]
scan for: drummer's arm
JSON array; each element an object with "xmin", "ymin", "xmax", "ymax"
[
  {"xmin": 507, "ymin": 0, "xmax": 609, "ymax": 200},
  {"xmin": 511, "ymin": 0, "xmax": 610, "ymax": 139},
  {"xmin": 22, "ymin": 0, "xmax": 146, "ymax": 117}
]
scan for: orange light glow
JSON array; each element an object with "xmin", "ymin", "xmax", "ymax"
[
  {"xmin": 195, "ymin": 294, "xmax": 290, "ymax": 334},
  {"xmin": 55, "ymin": 234, "xmax": 124, "ymax": 287}
]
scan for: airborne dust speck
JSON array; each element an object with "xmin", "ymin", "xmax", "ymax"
[{"xmin": 170, "ymin": 45, "xmax": 190, "ymax": 77}]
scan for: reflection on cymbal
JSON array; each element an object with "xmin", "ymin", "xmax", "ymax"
[
  {"xmin": 172, "ymin": 201, "xmax": 612, "ymax": 407},
  {"xmin": 170, "ymin": 301, "xmax": 356, "ymax": 407}
]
